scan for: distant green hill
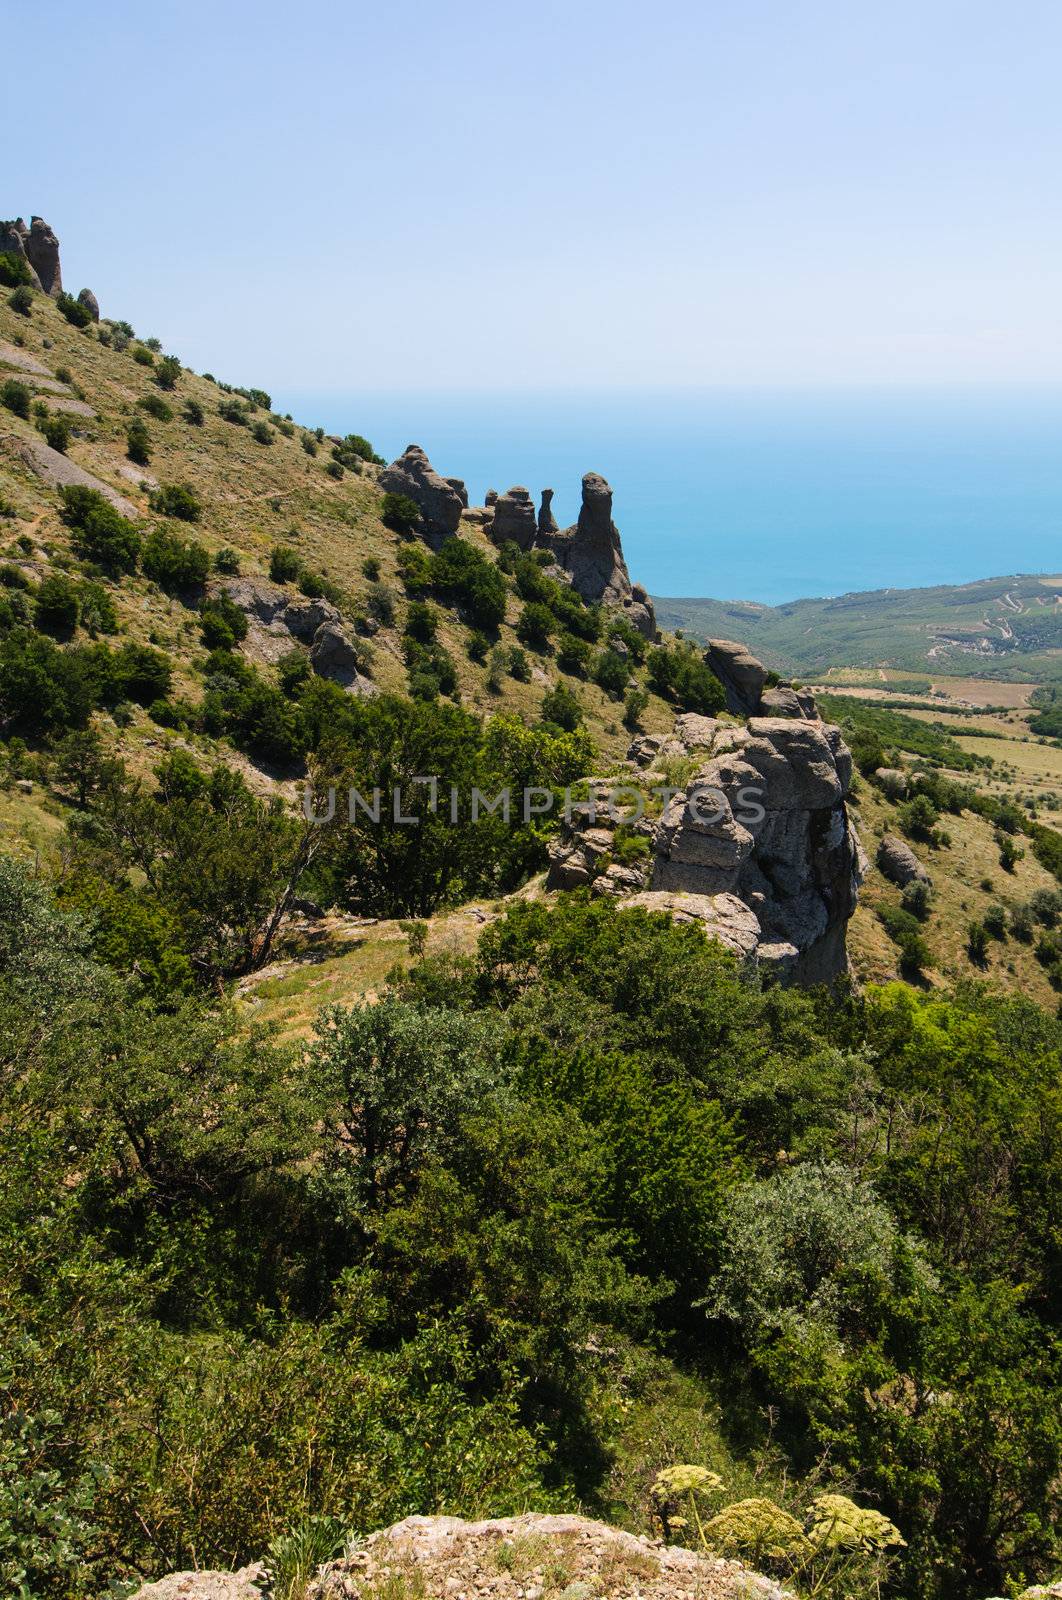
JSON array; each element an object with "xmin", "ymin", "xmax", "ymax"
[{"xmin": 654, "ymin": 574, "xmax": 1062, "ymax": 682}]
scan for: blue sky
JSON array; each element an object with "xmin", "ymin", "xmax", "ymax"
[{"xmin": 9, "ymin": 0, "xmax": 1062, "ymax": 392}]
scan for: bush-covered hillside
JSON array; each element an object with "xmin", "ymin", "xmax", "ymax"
[
  {"xmin": 5, "ymin": 863, "xmax": 1062, "ymax": 1600},
  {"xmin": 4, "ymin": 274, "xmax": 1062, "ymax": 1600}
]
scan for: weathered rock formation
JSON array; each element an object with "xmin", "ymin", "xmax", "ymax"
[
  {"xmin": 491, "ymin": 485, "xmax": 537, "ymax": 549},
  {"xmin": 877, "ymin": 833, "xmax": 931, "ymax": 887},
  {"xmin": 538, "ymin": 471, "xmax": 656, "ymax": 637},
  {"xmin": 549, "ymin": 642, "xmax": 864, "ymax": 985},
  {"xmin": 1, "ymin": 216, "xmax": 63, "ymax": 295},
  {"xmin": 213, "ymin": 578, "xmax": 374, "ymax": 695},
  {"xmin": 77, "ymin": 286, "xmax": 100, "ymax": 320},
  {"xmin": 378, "ymin": 445, "xmax": 465, "ymax": 545},
  {"xmin": 309, "ymin": 621, "xmax": 376, "ymax": 694},
  {"xmin": 538, "ymin": 486, "xmax": 558, "ymax": 534}
]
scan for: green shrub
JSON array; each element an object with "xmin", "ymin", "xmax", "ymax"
[
  {"xmin": 900, "ymin": 879, "xmax": 932, "ymax": 920},
  {"xmin": 404, "ymin": 600, "xmax": 437, "ymax": 644},
  {"xmin": 252, "ymin": 420, "xmax": 273, "ymax": 446},
  {"xmin": 214, "ymin": 548, "xmax": 241, "ymax": 575},
  {"xmin": 138, "ymin": 392, "xmax": 173, "ymax": 421},
  {"xmin": 141, "ymin": 528, "xmax": 210, "ymax": 592},
  {"xmin": 56, "ymin": 291, "xmax": 93, "ymax": 327},
  {"xmin": 332, "ymin": 433, "xmax": 383, "ymax": 467},
  {"xmin": 516, "ymin": 602, "xmax": 554, "ymax": 651},
  {"xmin": 132, "ymin": 344, "xmax": 155, "ymax": 366},
  {"xmin": 541, "ymin": 683, "xmax": 583, "ymax": 731},
  {"xmin": 34, "ymin": 574, "xmax": 80, "ymax": 635},
  {"xmin": 61, "ymin": 487, "xmax": 141, "ymax": 576},
  {"xmin": 301, "ymin": 434, "xmax": 318, "ymax": 456},
  {"xmin": 76, "ymin": 581, "xmax": 118, "ymax": 636},
  {"xmin": 39, "ymin": 412, "xmax": 72, "ymax": 453},
  {"xmin": 624, "ymin": 686, "xmax": 649, "ymax": 728},
  {"xmin": 325, "ymin": 460, "xmax": 343, "ymax": 479},
  {"xmin": 155, "ymin": 355, "xmax": 182, "ymax": 390},
  {"xmin": 270, "ymin": 545, "xmax": 302, "ymax": 584},
  {"xmin": 591, "ymin": 646, "xmax": 629, "ymax": 698},
  {"xmin": 8, "ymin": 284, "xmax": 33, "ymax": 315},
  {"xmin": 200, "ymin": 592, "xmax": 249, "ymax": 650},
  {"xmin": 508, "ymin": 645, "xmax": 531, "ymax": 682},
  {"xmin": 381, "ymin": 492, "xmax": 421, "ymax": 534},
  {"xmin": 149, "ymin": 482, "xmax": 202, "ymax": 522},
  {"xmin": 647, "ymin": 642, "xmax": 726, "ymax": 715},
  {"xmin": 396, "ymin": 543, "xmax": 433, "ymax": 591},
  {"xmin": 362, "ymin": 556, "xmax": 381, "ymax": 581},
  {"xmin": 218, "ymin": 398, "xmax": 249, "ymax": 426},
  {"xmin": 0, "ymin": 250, "xmax": 33, "ymax": 288},
  {"xmin": 126, "ymin": 416, "xmax": 151, "ymax": 465},
  {"xmin": 466, "ymin": 629, "xmax": 490, "ymax": 663},
  {"xmin": 0, "ymin": 379, "xmax": 31, "ymax": 418},
  {"xmin": 366, "ymin": 582, "xmax": 396, "ymax": 626},
  {"xmin": 556, "ymin": 632, "xmax": 590, "ymax": 675},
  {"xmin": 967, "ymin": 921, "xmax": 989, "ymax": 963}
]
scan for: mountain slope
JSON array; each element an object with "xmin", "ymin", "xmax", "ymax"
[{"xmin": 655, "ymin": 575, "xmax": 1062, "ymax": 683}]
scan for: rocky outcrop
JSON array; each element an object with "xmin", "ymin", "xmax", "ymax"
[
  {"xmin": 491, "ymin": 485, "xmax": 537, "ymax": 550},
  {"xmin": 539, "ymin": 471, "xmax": 656, "ymax": 638},
  {"xmin": 538, "ymin": 487, "xmax": 558, "ymax": 535},
  {"xmin": 705, "ymin": 639, "xmax": 768, "ymax": 716},
  {"xmin": 877, "ymin": 833, "xmax": 931, "ymax": 887},
  {"xmin": 1, "ymin": 432, "xmax": 139, "ymax": 515},
  {"xmin": 378, "ymin": 445, "xmax": 465, "ymax": 545},
  {"xmin": 132, "ymin": 1514, "xmax": 790, "ymax": 1600},
  {"xmin": 311, "ymin": 1513, "xmax": 790, "ymax": 1600},
  {"xmin": 309, "ymin": 622, "xmax": 377, "ymax": 695},
  {"xmin": 23, "ymin": 217, "xmax": 61, "ymax": 295},
  {"xmin": 131, "ymin": 1568, "xmax": 265, "ymax": 1599},
  {"xmin": 555, "ymin": 642, "xmax": 864, "ymax": 984},
  {"xmin": 77, "ymin": 286, "xmax": 100, "ymax": 320},
  {"xmin": 0, "ymin": 218, "xmax": 39, "ymax": 287},
  {"xmin": 645, "ymin": 713, "xmax": 862, "ymax": 983}
]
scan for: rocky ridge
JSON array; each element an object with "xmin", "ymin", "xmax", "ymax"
[
  {"xmin": 381, "ymin": 445, "xmax": 656, "ymax": 637},
  {"xmin": 547, "ymin": 646, "xmax": 865, "ymax": 984}
]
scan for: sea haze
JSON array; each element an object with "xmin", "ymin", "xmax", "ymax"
[{"xmin": 272, "ymin": 387, "xmax": 1062, "ymax": 605}]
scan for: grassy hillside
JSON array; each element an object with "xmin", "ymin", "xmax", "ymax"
[
  {"xmin": 655, "ymin": 573, "xmax": 1062, "ymax": 682},
  {"xmin": 0, "ymin": 288, "xmax": 685, "ymax": 779}
]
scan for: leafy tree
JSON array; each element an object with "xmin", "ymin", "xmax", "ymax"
[
  {"xmin": 61, "ymin": 487, "xmax": 141, "ymax": 575},
  {"xmin": 126, "ymin": 415, "xmax": 151, "ymax": 465},
  {"xmin": 270, "ymin": 545, "xmax": 301, "ymax": 583},
  {"xmin": 380, "ymin": 492, "xmax": 421, "ymax": 534},
  {"xmin": 155, "ymin": 355, "xmax": 182, "ymax": 390},
  {"xmin": 141, "ymin": 528, "xmax": 209, "ymax": 592},
  {"xmin": 34, "ymin": 574, "xmax": 80, "ymax": 636},
  {"xmin": 56, "ymin": 290, "xmax": 93, "ymax": 327},
  {"xmin": 150, "ymin": 482, "xmax": 202, "ymax": 522},
  {"xmin": 0, "ymin": 378, "xmax": 31, "ymax": 418}
]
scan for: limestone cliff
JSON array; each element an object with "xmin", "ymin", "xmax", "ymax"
[{"xmin": 547, "ymin": 641, "xmax": 865, "ymax": 984}]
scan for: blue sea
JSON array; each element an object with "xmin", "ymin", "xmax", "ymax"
[{"xmin": 272, "ymin": 387, "xmax": 1062, "ymax": 606}]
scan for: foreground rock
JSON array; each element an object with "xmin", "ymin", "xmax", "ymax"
[
  {"xmin": 312, "ymin": 1513, "xmax": 790, "ymax": 1600},
  {"xmin": 131, "ymin": 1514, "xmax": 790, "ymax": 1600},
  {"xmin": 379, "ymin": 444, "xmax": 465, "ymax": 544},
  {"xmin": 132, "ymin": 1567, "xmax": 264, "ymax": 1599}
]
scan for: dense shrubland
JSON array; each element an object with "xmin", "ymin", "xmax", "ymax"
[{"xmin": 2, "ymin": 866, "xmax": 1062, "ymax": 1598}]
